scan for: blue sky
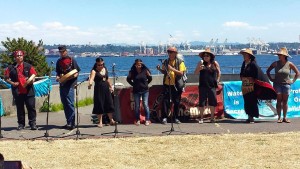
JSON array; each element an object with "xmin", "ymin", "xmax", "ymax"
[{"xmin": 1, "ymin": 0, "xmax": 300, "ymax": 45}]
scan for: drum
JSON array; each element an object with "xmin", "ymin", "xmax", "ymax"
[
  {"xmin": 59, "ymin": 69, "xmax": 78, "ymax": 83},
  {"xmin": 23, "ymin": 74, "xmax": 36, "ymax": 88}
]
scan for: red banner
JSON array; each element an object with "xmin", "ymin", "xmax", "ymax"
[{"xmin": 117, "ymin": 85, "xmax": 224, "ymax": 124}]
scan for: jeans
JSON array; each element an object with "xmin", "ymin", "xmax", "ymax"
[
  {"xmin": 60, "ymin": 86, "xmax": 75, "ymax": 126},
  {"xmin": 273, "ymin": 83, "xmax": 290, "ymax": 95},
  {"xmin": 133, "ymin": 91, "xmax": 150, "ymax": 121}
]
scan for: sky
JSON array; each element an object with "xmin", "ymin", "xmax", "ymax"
[{"xmin": 1, "ymin": 0, "xmax": 300, "ymax": 45}]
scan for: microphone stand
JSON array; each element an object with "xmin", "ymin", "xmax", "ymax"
[
  {"xmin": 31, "ymin": 62, "xmax": 57, "ymax": 141},
  {"xmin": 101, "ymin": 63, "xmax": 132, "ymax": 138},
  {"xmin": 160, "ymin": 59, "xmax": 188, "ymax": 135},
  {"xmin": 61, "ymin": 77, "xmax": 94, "ymax": 140}
]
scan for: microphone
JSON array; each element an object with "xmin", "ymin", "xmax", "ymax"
[{"xmin": 51, "ymin": 61, "xmax": 54, "ymax": 64}]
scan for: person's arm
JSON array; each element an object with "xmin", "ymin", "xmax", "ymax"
[
  {"xmin": 240, "ymin": 62, "xmax": 245, "ymax": 80},
  {"xmin": 194, "ymin": 61, "xmax": 203, "ymax": 75},
  {"xmin": 55, "ymin": 61, "xmax": 61, "ymax": 82},
  {"xmin": 168, "ymin": 64, "xmax": 184, "ymax": 76},
  {"xmin": 88, "ymin": 70, "xmax": 96, "ymax": 89},
  {"xmin": 290, "ymin": 62, "xmax": 300, "ymax": 84},
  {"xmin": 156, "ymin": 64, "xmax": 166, "ymax": 74},
  {"xmin": 266, "ymin": 62, "xmax": 276, "ymax": 82},
  {"xmin": 214, "ymin": 61, "xmax": 221, "ymax": 83},
  {"xmin": 146, "ymin": 70, "xmax": 152, "ymax": 84},
  {"xmin": 4, "ymin": 68, "xmax": 19, "ymax": 87},
  {"xmin": 126, "ymin": 71, "xmax": 134, "ymax": 86},
  {"xmin": 72, "ymin": 59, "xmax": 80, "ymax": 78}
]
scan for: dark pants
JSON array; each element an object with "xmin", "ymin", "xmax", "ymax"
[
  {"xmin": 14, "ymin": 94, "xmax": 36, "ymax": 126},
  {"xmin": 161, "ymin": 85, "xmax": 182, "ymax": 120},
  {"xmin": 243, "ymin": 91, "xmax": 259, "ymax": 118},
  {"xmin": 60, "ymin": 86, "xmax": 75, "ymax": 126}
]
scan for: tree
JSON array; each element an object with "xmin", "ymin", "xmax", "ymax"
[{"xmin": 0, "ymin": 37, "xmax": 51, "ymax": 77}]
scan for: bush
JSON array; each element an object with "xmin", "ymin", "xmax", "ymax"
[{"xmin": 39, "ymin": 97, "xmax": 94, "ymax": 112}]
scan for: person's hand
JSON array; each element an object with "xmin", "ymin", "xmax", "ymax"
[
  {"xmin": 287, "ymin": 79, "xmax": 294, "ymax": 84},
  {"xmin": 56, "ymin": 77, "xmax": 60, "ymax": 82},
  {"xmin": 12, "ymin": 82, "xmax": 19, "ymax": 87},
  {"xmin": 156, "ymin": 65, "xmax": 160, "ymax": 70},
  {"xmin": 167, "ymin": 65, "xmax": 174, "ymax": 71},
  {"xmin": 109, "ymin": 86, "xmax": 114, "ymax": 93},
  {"xmin": 88, "ymin": 84, "xmax": 92, "ymax": 89},
  {"xmin": 199, "ymin": 64, "xmax": 205, "ymax": 71}
]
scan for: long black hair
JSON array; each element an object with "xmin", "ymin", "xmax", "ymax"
[
  {"xmin": 130, "ymin": 59, "xmax": 150, "ymax": 74},
  {"xmin": 92, "ymin": 57, "xmax": 106, "ymax": 70}
]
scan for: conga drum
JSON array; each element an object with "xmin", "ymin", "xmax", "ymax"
[
  {"xmin": 59, "ymin": 69, "xmax": 78, "ymax": 84},
  {"xmin": 23, "ymin": 74, "xmax": 36, "ymax": 88}
]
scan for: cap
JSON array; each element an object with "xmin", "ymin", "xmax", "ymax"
[{"xmin": 58, "ymin": 45, "xmax": 67, "ymax": 52}]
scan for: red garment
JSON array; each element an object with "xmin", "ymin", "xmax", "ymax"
[
  {"xmin": 59, "ymin": 57, "xmax": 72, "ymax": 72},
  {"xmin": 4, "ymin": 63, "xmax": 37, "ymax": 94}
]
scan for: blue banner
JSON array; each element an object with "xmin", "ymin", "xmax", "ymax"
[
  {"xmin": 0, "ymin": 96, "xmax": 4, "ymax": 116},
  {"xmin": 223, "ymin": 80, "xmax": 300, "ymax": 119}
]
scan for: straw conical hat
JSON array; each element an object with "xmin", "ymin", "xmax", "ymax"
[{"xmin": 276, "ymin": 47, "xmax": 292, "ymax": 58}]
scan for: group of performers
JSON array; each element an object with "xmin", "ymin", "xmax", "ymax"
[{"xmin": 3, "ymin": 45, "xmax": 299, "ymax": 130}]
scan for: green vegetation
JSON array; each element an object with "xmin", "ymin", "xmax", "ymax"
[
  {"xmin": 0, "ymin": 37, "xmax": 51, "ymax": 76},
  {"xmin": 40, "ymin": 97, "xmax": 94, "ymax": 112}
]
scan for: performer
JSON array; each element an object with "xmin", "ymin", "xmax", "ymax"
[
  {"xmin": 240, "ymin": 48, "xmax": 276, "ymax": 123},
  {"xmin": 88, "ymin": 57, "xmax": 115, "ymax": 128},
  {"xmin": 156, "ymin": 47, "xmax": 186, "ymax": 124},
  {"xmin": 4, "ymin": 50, "xmax": 38, "ymax": 130},
  {"xmin": 55, "ymin": 45, "xmax": 81, "ymax": 130},
  {"xmin": 194, "ymin": 48, "xmax": 221, "ymax": 123},
  {"xmin": 127, "ymin": 59, "xmax": 152, "ymax": 126},
  {"xmin": 266, "ymin": 47, "xmax": 299, "ymax": 123}
]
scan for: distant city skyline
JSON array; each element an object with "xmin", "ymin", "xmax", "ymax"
[{"xmin": 1, "ymin": 0, "xmax": 300, "ymax": 45}]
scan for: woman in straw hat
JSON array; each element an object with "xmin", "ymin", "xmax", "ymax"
[
  {"xmin": 266, "ymin": 47, "xmax": 299, "ymax": 123},
  {"xmin": 195, "ymin": 48, "xmax": 221, "ymax": 123},
  {"xmin": 240, "ymin": 48, "xmax": 276, "ymax": 123},
  {"xmin": 156, "ymin": 46, "xmax": 187, "ymax": 124}
]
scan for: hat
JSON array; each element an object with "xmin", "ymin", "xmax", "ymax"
[
  {"xmin": 58, "ymin": 45, "xmax": 67, "ymax": 52},
  {"xmin": 13, "ymin": 50, "xmax": 25, "ymax": 57},
  {"xmin": 240, "ymin": 48, "xmax": 255, "ymax": 58},
  {"xmin": 199, "ymin": 48, "xmax": 215, "ymax": 58},
  {"xmin": 167, "ymin": 47, "xmax": 178, "ymax": 53},
  {"xmin": 276, "ymin": 47, "xmax": 292, "ymax": 58}
]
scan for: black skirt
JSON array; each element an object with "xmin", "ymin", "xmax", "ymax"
[{"xmin": 92, "ymin": 81, "xmax": 114, "ymax": 114}]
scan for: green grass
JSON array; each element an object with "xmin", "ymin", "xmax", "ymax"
[{"xmin": 39, "ymin": 97, "xmax": 94, "ymax": 112}]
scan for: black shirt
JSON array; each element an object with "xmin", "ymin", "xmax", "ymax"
[
  {"xmin": 127, "ymin": 66, "xmax": 152, "ymax": 93},
  {"xmin": 56, "ymin": 56, "xmax": 81, "ymax": 88}
]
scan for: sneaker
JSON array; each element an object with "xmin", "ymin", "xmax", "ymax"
[
  {"xmin": 30, "ymin": 124, "xmax": 38, "ymax": 130},
  {"xmin": 145, "ymin": 121, "xmax": 150, "ymax": 126},
  {"xmin": 17, "ymin": 125, "xmax": 25, "ymax": 130},
  {"xmin": 175, "ymin": 119, "xmax": 181, "ymax": 124},
  {"xmin": 135, "ymin": 120, "xmax": 140, "ymax": 126},
  {"xmin": 198, "ymin": 119, "xmax": 204, "ymax": 124},
  {"xmin": 162, "ymin": 118, "xmax": 167, "ymax": 125}
]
